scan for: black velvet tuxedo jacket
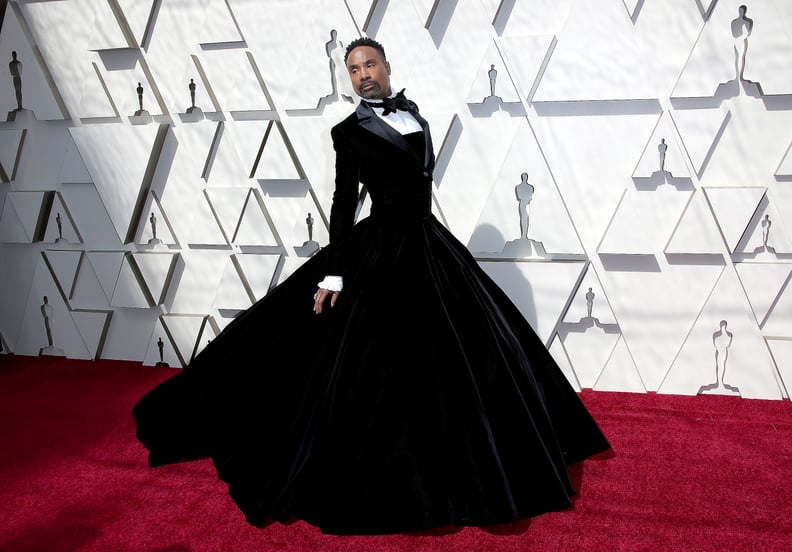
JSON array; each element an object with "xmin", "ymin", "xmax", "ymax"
[{"xmin": 326, "ymin": 101, "xmax": 436, "ymax": 276}]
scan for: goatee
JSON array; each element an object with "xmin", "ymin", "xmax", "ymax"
[{"xmin": 359, "ymin": 82, "xmax": 387, "ymax": 99}]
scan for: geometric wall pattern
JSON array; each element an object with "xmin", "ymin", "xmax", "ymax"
[{"xmin": 1, "ymin": 0, "xmax": 791, "ymax": 400}]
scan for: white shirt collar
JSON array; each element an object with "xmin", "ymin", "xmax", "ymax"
[{"xmin": 359, "ymin": 87, "xmax": 422, "ymax": 134}]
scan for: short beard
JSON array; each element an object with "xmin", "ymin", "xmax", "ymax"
[{"xmin": 358, "ymin": 82, "xmax": 388, "ymax": 99}]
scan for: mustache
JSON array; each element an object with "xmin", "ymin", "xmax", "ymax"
[{"xmin": 358, "ymin": 81, "xmax": 381, "ymax": 93}]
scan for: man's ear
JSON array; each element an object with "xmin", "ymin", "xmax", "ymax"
[{"xmin": 386, "ymin": 61, "xmax": 391, "ymax": 75}]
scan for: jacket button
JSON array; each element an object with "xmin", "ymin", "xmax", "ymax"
[{"xmin": 423, "ymin": 171, "xmax": 430, "ymax": 177}]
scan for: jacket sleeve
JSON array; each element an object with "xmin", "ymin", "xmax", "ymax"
[{"xmin": 324, "ymin": 124, "xmax": 360, "ymax": 277}]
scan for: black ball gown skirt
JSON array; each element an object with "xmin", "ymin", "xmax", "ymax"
[{"xmin": 133, "ymin": 196, "xmax": 610, "ymax": 535}]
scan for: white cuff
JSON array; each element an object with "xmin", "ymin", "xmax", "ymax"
[{"xmin": 317, "ymin": 275, "xmax": 343, "ymax": 292}]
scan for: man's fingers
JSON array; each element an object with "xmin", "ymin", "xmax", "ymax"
[
  {"xmin": 313, "ymin": 289, "xmax": 324, "ymax": 314},
  {"xmin": 313, "ymin": 289, "xmax": 339, "ymax": 314}
]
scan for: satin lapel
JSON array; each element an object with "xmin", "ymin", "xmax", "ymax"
[
  {"xmin": 411, "ymin": 110, "xmax": 435, "ymax": 171},
  {"xmin": 355, "ymin": 102, "xmax": 412, "ymax": 157}
]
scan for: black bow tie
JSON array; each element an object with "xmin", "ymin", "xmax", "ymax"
[{"xmin": 368, "ymin": 89, "xmax": 417, "ymax": 115}]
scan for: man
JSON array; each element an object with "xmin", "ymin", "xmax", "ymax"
[
  {"xmin": 313, "ymin": 37, "xmax": 434, "ymax": 314},
  {"xmin": 133, "ymin": 37, "xmax": 608, "ymax": 535}
]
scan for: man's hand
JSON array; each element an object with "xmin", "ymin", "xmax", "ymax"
[{"xmin": 313, "ymin": 288, "xmax": 339, "ymax": 314}]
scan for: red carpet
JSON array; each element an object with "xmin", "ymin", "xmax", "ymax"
[{"xmin": 0, "ymin": 354, "xmax": 790, "ymax": 551}]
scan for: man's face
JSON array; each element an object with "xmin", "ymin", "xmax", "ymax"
[{"xmin": 346, "ymin": 46, "xmax": 391, "ymax": 100}]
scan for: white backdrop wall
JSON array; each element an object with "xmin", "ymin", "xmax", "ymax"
[{"xmin": 1, "ymin": 0, "xmax": 791, "ymax": 400}]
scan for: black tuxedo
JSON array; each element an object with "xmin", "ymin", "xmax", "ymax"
[
  {"xmin": 132, "ymin": 92, "xmax": 610, "ymax": 537},
  {"xmin": 326, "ymin": 101, "xmax": 436, "ymax": 275}
]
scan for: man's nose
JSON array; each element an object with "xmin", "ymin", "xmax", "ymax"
[{"xmin": 359, "ymin": 69, "xmax": 371, "ymax": 79}]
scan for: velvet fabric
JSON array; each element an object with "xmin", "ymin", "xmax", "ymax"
[{"xmin": 133, "ymin": 101, "xmax": 609, "ymax": 535}]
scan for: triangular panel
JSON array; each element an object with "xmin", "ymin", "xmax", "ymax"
[
  {"xmin": 558, "ymin": 325, "xmax": 621, "ymax": 389},
  {"xmin": 599, "ymin": 260, "xmax": 725, "ymax": 391},
  {"xmin": 86, "ymin": 252, "xmax": 125, "ymax": 305},
  {"xmin": 213, "ymin": 257, "xmax": 253, "ymax": 310},
  {"xmin": 253, "ymin": 122, "xmax": 302, "ymax": 180},
  {"xmin": 233, "ymin": 191, "xmax": 279, "ymax": 246},
  {"xmin": 548, "ymin": 337, "xmax": 581, "ymax": 392},
  {"xmin": 71, "ymin": 310, "xmax": 111, "ymax": 360},
  {"xmin": 95, "ymin": 50, "xmax": 162, "ymax": 117},
  {"xmin": 186, "ymin": 194, "xmax": 229, "ymax": 246},
  {"xmin": 499, "ymin": 35, "xmax": 555, "ymax": 101},
  {"xmin": 71, "ymin": 255, "xmax": 112, "ymax": 308},
  {"xmin": 0, "ymin": 5, "xmax": 65, "ymax": 120},
  {"xmin": 531, "ymin": 0, "xmax": 658, "ymax": 101},
  {"xmin": 143, "ymin": 320, "xmax": 182, "ymax": 367},
  {"xmin": 660, "ymin": 267, "xmax": 781, "ymax": 399},
  {"xmin": 136, "ymin": 195, "xmax": 177, "ymax": 246},
  {"xmin": 598, "ymin": 187, "xmax": 692, "ymax": 254},
  {"xmin": 110, "ymin": 255, "xmax": 151, "ymax": 308},
  {"xmin": 671, "ymin": 3, "xmax": 741, "ymax": 98},
  {"xmin": 763, "ymin": 281, "xmax": 792, "ymax": 339},
  {"xmin": 279, "ymin": 116, "xmax": 337, "ymax": 208},
  {"xmin": 161, "ymin": 314, "xmax": 207, "ymax": 365},
  {"xmin": 594, "ymin": 336, "xmax": 646, "ymax": 393},
  {"xmin": 665, "ymin": 189, "xmax": 726, "ymax": 254},
  {"xmin": 0, "ymin": 197, "xmax": 30, "ymax": 242},
  {"xmin": 59, "ymin": 183, "xmax": 121, "ymax": 249},
  {"xmin": 670, "ymin": 107, "xmax": 730, "ymax": 177},
  {"xmin": 557, "ymin": 266, "xmax": 623, "ymax": 389},
  {"xmin": 115, "ymin": 0, "xmax": 157, "ymax": 47},
  {"xmin": 0, "ymin": 129, "xmax": 25, "ymax": 181},
  {"xmin": 14, "ymin": 259, "xmax": 91, "ymax": 359},
  {"xmin": 347, "ymin": 0, "xmax": 383, "ymax": 28},
  {"xmin": 704, "ymin": 187, "xmax": 765, "ymax": 253},
  {"xmin": 198, "ymin": 49, "xmax": 273, "ymax": 112},
  {"xmin": 199, "ymin": 0, "xmax": 244, "ymax": 44},
  {"xmin": 733, "ymin": 200, "xmax": 792, "ymax": 258},
  {"xmin": 479, "ymin": 260, "xmax": 587, "ymax": 344},
  {"xmin": 465, "ymin": 40, "xmax": 522, "ymax": 104},
  {"xmin": 132, "ymin": 252, "xmax": 179, "ymax": 305},
  {"xmin": 224, "ymin": 120, "xmax": 270, "ymax": 178},
  {"xmin": 69, "ymin": 124, "xmax": 161, "ymax": 242},
  {"xmin": 632, "ymin": 113, "xmax": 691, "ymax": 179},
  {"xmin": 469, "ymin": 118, "xmax": 583, "ymax": 256},
  {"xmin": 258, "ymin": 179, "xmax": 327, "ymax": 249},
  {"xmin": 776, "ymin": 141, "xmax": 792, "ymax": 178},
  {"xmin": 7, "ymin": 191, "xmax": 45, "ymax": 242},
  {"xmin": 765, "ymin": 338, "xmax": 792, "ymax": 399},
  {"xmin": 42, "ymin": 250, "xmax": 83, "ymax": 299},
  {"xmin": 736, "ymin": 263, "xmax": 792, "ymax": 327},
  {"xmin": 621, "ymin": 0, "xmax": 640, "ymax": 19},
  {"xmin": 234, "ymin": 254, "xmax": 281, "ymax": 301},
  {"xmin": 44, "ymin": 194, "xmax": 82, "ymax": 244},
  {"xmin": 204, "ymin": 187, "xmax": 250, "ymax": 243},
  {"xmin": 563, "ymin": 265, "xmax": 617, "ymax": 325}
]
